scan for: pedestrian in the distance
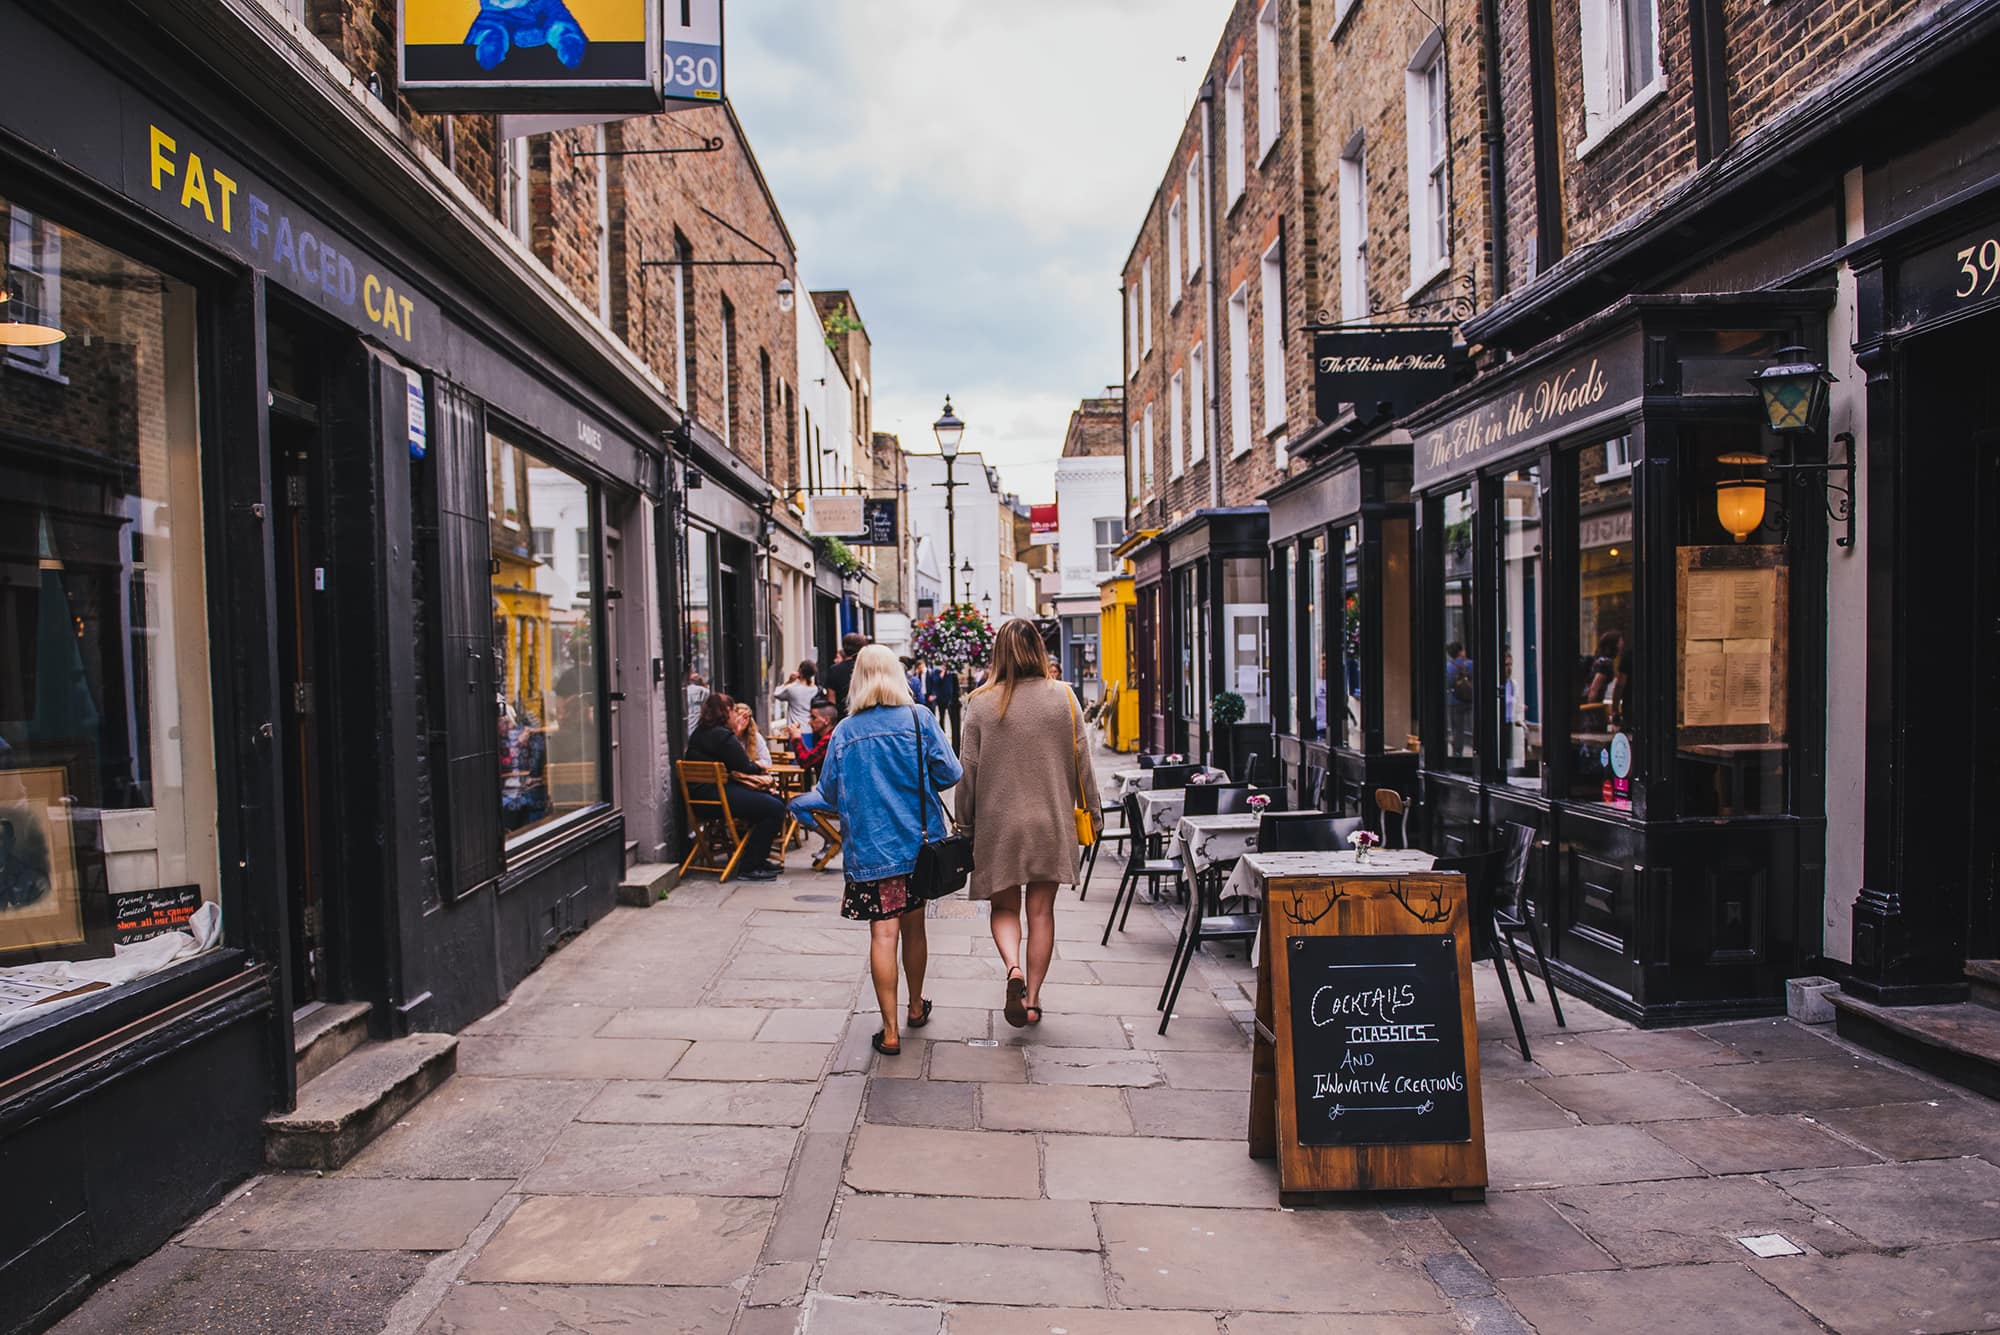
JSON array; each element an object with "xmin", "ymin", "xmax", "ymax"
[
  {"xmin": 825, "ymin": 632, "xmax": 868, "ymax": 715},
  {"xmin": 789, "ymin": 645, "xmax": 962, "ymax": 1056},
  {"xmin": 774, "ymin": 660, "xmax": 817, "ymax": 732},
  {"xmin": 929, "ymin": 661, "xmax": 962, "ymax": 749},
  {"xmin": 956, "ymin": 618, "xmax": 1100, "ymax": 1028}
]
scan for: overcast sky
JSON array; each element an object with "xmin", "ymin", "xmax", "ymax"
[{"xmin": 725, "ymin": 1, "xmax": 1223, "ymax": 502}]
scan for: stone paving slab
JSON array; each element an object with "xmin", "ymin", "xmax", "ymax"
[
  {"xmin": 834, "ymin": 1195, "xmax": 1102, "ymax": 1250},
  {"xmin": 803, "ymin": 1297, "xmax": 943, "ymax": 1335},
  {"xmin": 577, "ymin": 1078, "xmax": 818, "ymax": 1127},
  {"xmin": 1545, "ymin": 1176, "xmax": 1868, "ymax": 1266},
  {"xmin": 864, "ymin": 1078, "xmax": 979, "ymax": 1128},
  {"xmin": 948, "ymin": 1310, "xmax": 1222, "ymax": 1335},
  {"xmin": 1527, "ymin": 1070, "xmax": 1736, "ymax": 1124},
  {"xmin": 1680, "ymin": 1054, "xmax": 1940, "ymax": 1114},
  {"xmin": 844, "ymin": 1124, "xmax": 1041, "ymax": 1198},
  {"xmin": 1483, "ymin": 1125, "xmax": 1704, "ymax": 1190},
  {"xmin": 461, "ymin": 1002, "xmax": 620, "ymax": 1038},
  {"xmin": 721, "ymin": 953, "xmax": 867, "ymax": 982},
  {"xmin": 1748, "ymin": 1239, "xmax": 2000, "ymax": 1335},
  {"xmin": 1810, "ymin": 1096, "xmax": 2000, "ymax": 1162},
  {"xmin": 979, "ymin": 1082, "xmax": 1135, "ymax": 1135},
  {"xmin": 416, "ymin": 1283, "xmax": 739, "ymax": 1335},
  {"xmin": 992, "ymin": 1012, "xmax": 1137, "ymax": 1048},
  {"xmin": 1769, "ymin": 1156, "xmax": 2000, "ymax": 1247},
  {"xmin": 181, "ymin": 1178, "xmax": 509, "ymax": 1252},
  {"xmin": 595, "ymin": 1006, "xmax": 771, "ymax": 1041},
  {"xmin": 1697, "ymin": 1019, "xmax": 1846, "ymax": 1063},
  {"xmin": 818, "ymin": 1238, "xmax": 1107, "ymax": 1307},
  {"xmin": 456, "ymin": 1034, "xmax": 689, "ymax": 1080},
  {"xmin": 1097, "ymin": 1204, "xmax": 1445, "ymax": 1314},
  {"xmin": 1436, "ymin": 1190, "xmax": 1617, "ymax": 1279},
  {"xmin": 1573, "ymin": 1027, "xmax": 1746, "ymax": 1071},
  {"xmin": 671, "ymin": 1040, "xmax": 834, "ymax": 1082},
  {"xmin": 47, "ymin": 1245, "xmax": 432, "ymax": 1335},
  {"xmin": 706, "ymin": 978, "xmax": 863, "ymax": 1008},
  {"xmin": 1044, "ymin": 1134, "xmax": 1277, "ymax": 1207},
  {"xmin": 929, "ymin": 1042, "xmax": 1028, "ymax": 1083},
  {"xmin": 1508, "ymin": 1038, "xmax": 1628, "ymax": 1076},
  {"xmin": 519, "ymin": 1122, "xmax": 800, "ymax": 1196},
  {"xmin": 1025, "ymin": 1047, "xmax": 1162, "ymax": 1087},
  {"xmin": 1499, "ymin": 1262, "xmax": 1825, "ymax": 1334},
  {"xmin": 1155, "ymin": 1049, "xmax": 1252, "ymax": 1091},
  {"xmin": 1478, "ymin": 1079, "xmax": 1575, "ymax": 1133},
  {"xmin": 467, "ymin": 1194, "xmax": 772, "ymax": 1285},
  {"xmin": 900, "ymin": 1006, "xmax": 995, "ymax": 1042},
  {"xmin": 1121, "ymin": 1016, "xmax": 1249, "ymax": 1050},
  {"xmin": 338, "ymin": 1076, "xmax": 602, "ymax": 1180},
  {"xmin": 1124, "ymin": 1087, "xmax": 1250, "ymax": 1140},
  {"xmin": 1641, "ymin": 1112, "xmax": 1877, "ymax": 1175}
]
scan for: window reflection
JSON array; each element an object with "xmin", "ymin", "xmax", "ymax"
[
  {"xmin": 1572, "ymin": 441, "xmax": 1634, "ymax": 807},
  {"xmin": 1223, "ymin": 557, "xmax": 1267, "ymax": 725},
  {"xmin": 1437, "ymin": 487, "xmax": 1477, "ymax": 774},
  {"xmin": 1307, "ymin": 534, "xmax": 1328, "ymax": 742},
  {"xmin": 1499, "ymin": 467, "xmax": 1543, "ymax": 786}
]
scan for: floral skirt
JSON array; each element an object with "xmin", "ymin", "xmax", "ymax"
[{"xmin": 842, "ymin": 873, "xmax": 915, "ymax": 922}]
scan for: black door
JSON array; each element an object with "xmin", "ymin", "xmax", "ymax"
[{"xmin": 1971, "ymin": 415, "xmax": 2000, "ymax": 960}]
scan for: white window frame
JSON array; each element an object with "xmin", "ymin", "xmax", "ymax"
[
  {"xmin": 593, "ymin": 126, "xmax": 611, "ymax": 322},
  {"xmin": 1129, "ymin": 421, "xmax": 1143, "ymax": 505},
  {"xmin": 1141, "ymin": 259, "xmax": 1153, "ymax": 356},
  {"xmin": 671, "ymin": 257, "xmax": 689, "ymax": 409},
  {"xmin": 1095, "ymin": 517, "xmax": 1124, "ymax": 572},
  {"xmin": 1184, "ymin": 159, "xmax": 1203, "ymax": 279},
  {"xmin": 1578, "ymin": 0, "xmax": 1665, "ymax": 157},
  {"xmin": 1339, "ymin": 136, "xmax": 1369, "ymax": 322},
  {"xmin": 1256, "ymin": 1, "xmax": 1282, "ymax": 164},
  {"xmin": 1188, "ymin": 343, "xmax": 1207, "ymax": 462},
  {"xmin": 1166, "ymin": 198, "xmax": 1184, "ymax": 302},
  {"xmin": 4, "ymin": 208, "xmax": 63, "ymax": 381},
  {"xmin": 1127, "ymin": 283, "xmax": 1141, "ymax": 378},
  {"xmin": 504, "ymin": 136, "xmax": 532, "ymax": 245},
  {"xmin": 1596, "ymin": 435, "xmax": 1636, "ymax": 480},
  {"xmin": 1169, "ymin": 369, "xmax": 1187, "ymax": 479},
  {"xmin": 1142, "ymin": 402, "xmax": 1156, "ymax": 497},
  {"xmin": 499, "ymin": 441, "xmax": 519, "ymax": 526},
  {"xmin": 574, "ymin": 526, "xmax": 593, "ymax": 591},
  {"xmin": 1403, "ymin": 33, "xmax": 1450, "ymax": 293},
  {"xmin": 1224, "ymin": 60, "xmax": 1247, "ymax": 208},
  {"xmin": 1260, "ymin": 239, "xmax": 1287, "ymax": 436},
  {"xmin": 1329, "ymin": 0, "xmax": 1361, "ymax": 38},
  {"xmin": 1228, "ymin": 284, "xmax": 1252, "ymax": 457}
]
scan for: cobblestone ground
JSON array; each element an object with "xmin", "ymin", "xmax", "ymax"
[{"xmin": 51, "ymin": 748, "xmax": 2000, "ymax": 1335}]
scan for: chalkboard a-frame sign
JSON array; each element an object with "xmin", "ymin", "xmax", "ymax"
[{"xmin": 1250, "ymin": 872, "xmax": 1487, "ymax": 1201}]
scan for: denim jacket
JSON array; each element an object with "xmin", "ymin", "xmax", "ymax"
[{"xmin": 788, "ymin": 704, "xmax": 962, "ymax": 883}]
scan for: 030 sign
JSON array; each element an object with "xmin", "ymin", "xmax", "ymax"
[{"xmin": 663, "ymin": 0, "xmax": 724, "ymax": 104}]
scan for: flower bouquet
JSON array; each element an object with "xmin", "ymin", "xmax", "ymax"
[
  {"xmin": 911, "ymin": 603, "xmax": 995, "ymax": 670},
  {"xmin": 1188, "ymin": 772, "xmax": 1212, "ymax": 785},
  {"xmin": 1246, "ymin": 794, "xmax": 1271, "ymax": 814},
  {"xmin": 1348, "ymin": 828, "xmax": 1382, "ymax": 862},
  {"xmin": 1162, "ymin": 753, "xmax": 1185, "ymax": 765}
]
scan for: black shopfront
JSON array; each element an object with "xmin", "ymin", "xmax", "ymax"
[
  {"xmin": 1403, "ymin": 295, "xmax": 1833, "ymax": 1025},
  {"xmin": 0, "ymin": 5, "xmax": 675, "ymax": 1325},
  {"xmin": 1265, "ymin": 439, "xmax": 1419, "ymax": 817}
]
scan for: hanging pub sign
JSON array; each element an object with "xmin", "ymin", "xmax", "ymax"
[
  {"xmin": 805, "ymin": 493, "xmax": 866, "ymax": 539},
  {"xmin": 398, "ymin": 0, "xmax": 663, "ymax": 113},
  {"xmin": 860, "ymin": 498, "xmax": 899, "ymax": 547},
  {"xmin": 1312, "ymin": 326, "xmax": 1460, "ymax": 425},
  {"xmin": 1030, "ymin": 504, "xmax": 1059, "ymax": 546},
  {"xmin": 662, "ymin": 0, "xmax": 725, "ymax": 106}
]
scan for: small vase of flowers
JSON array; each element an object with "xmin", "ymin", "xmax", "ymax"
[
  {"xmin": 1348, "ymin": 829, "xmax": 1382, "ymax": 862},
  {"xmin": 1246, "ymin": 794, "xmax": 1271, "ymax": 815},
  {"xmin": 1163, "ymin": 753, "xmax": 1185, "ymax": 765}
]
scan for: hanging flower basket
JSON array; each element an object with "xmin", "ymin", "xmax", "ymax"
[{"xmin": 911, "ymin": 603, "xmax": 994, "ymax": 670}]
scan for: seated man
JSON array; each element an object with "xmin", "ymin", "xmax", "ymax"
[{"xmin": 792, "ymin": 702, "xmax": 840, "ymax": 774}]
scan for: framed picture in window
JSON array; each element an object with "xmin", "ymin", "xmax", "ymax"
[{"xmin": 0, "ymin": 766, "xmax": 84, "ymax": 954}]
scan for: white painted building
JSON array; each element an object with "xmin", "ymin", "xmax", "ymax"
[
  {"xmin": 904, "ymin": 451, "xmax": 1002, "ymax": 614},
  {"xmin": 795, "ymin": 282, "xmax": 853, "ymax": 497},
  {"xmin": 1050, "ymin": 452, "xmax": 1128, "ymax": 700}
]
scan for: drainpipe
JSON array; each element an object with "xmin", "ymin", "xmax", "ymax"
[
  {"xmin": 1479, "ymin": 0, "xmax": 1510, "ymax": 299},
  {"xmin": 1200, "ymin": 78, "xmax": 1223, "ymax": 509}
]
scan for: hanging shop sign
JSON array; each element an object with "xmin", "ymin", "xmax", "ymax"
[
  {"xmin": 399, "ymin": 0, "xmax": 662, "ymax": 112},
  {"xmin": 1412, "ymin": 329, "xmax": 1643, "ymax": 490},
  {"xmin": 133, "ymin": 116, "xmax": 440, "ymax": 360},
  {"xmin": 1312, "ymin": 326, "xmax": 1460, "ymax": 425},
  {"xmin": 860, "ymin": 498, "xmax": 899, "ymax": 547},
  {"xmin": 662, "ymin": 0, "xmax": 725, "ymax": 105},
  {"xmin": 805, "ymin": 493, "xmax": 866, "ymax": 538},
  {"xmin": 1030, "ymin": 504, "xmax": 1059, "ymax": 546}
]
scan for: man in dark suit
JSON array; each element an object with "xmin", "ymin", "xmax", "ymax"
[{"xmin": 927, "ymin": 663, "xmax": 962, "ymax": 749}]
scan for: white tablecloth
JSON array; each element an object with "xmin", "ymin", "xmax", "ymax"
[
  {"xmin": 1168, "ymin": 813, "xmax": 1263, "ymax": 873},
  {"xmin": 1221, "ymin": 849, "xmax": 1438, "ymax": 901},
  {"xmin": 1108, "ymin": 766, "xmax": 1228, "ymax": 802},
  {"xmin": 1135, "ymin": 788, "xmax": 1188, "ymax": 836}
]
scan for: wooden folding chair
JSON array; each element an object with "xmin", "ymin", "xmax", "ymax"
[
  {"xmin": 676, "ymin": 760, "xmax": 753, "ymax": 882},
  {"xmin": 809, "ymin": 812, "xmax": 844, "ymax": 871}
]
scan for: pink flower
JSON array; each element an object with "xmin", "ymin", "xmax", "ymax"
[{"xmin": 1246, "ymin": 794, "xmax": 1270, "ymax": 812}]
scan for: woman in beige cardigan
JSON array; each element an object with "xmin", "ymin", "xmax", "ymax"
[{"xmin": 957, "ymin": 619, "xmax": 1100, "ymax": 1027}]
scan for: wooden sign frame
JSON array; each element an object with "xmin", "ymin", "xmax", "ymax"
[{"xmin": 1249, "ymin": 871, "xmax": 1486, "ymax": 1202}]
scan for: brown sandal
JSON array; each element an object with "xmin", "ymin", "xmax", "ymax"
[
  {"xmin": 1024, "ymin": 1005, "xmax": 1043, "ymax": 1026},
  {"xmin": 1003, "ymin": 970, "xmax": 1029, "ymax": 1029}
]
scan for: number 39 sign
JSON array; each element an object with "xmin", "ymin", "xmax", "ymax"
[
  {"xmin": 664, "ymin": 0, "xmax": 725, "ymax": 105},
  {"xmin": 1901, "ymin": 221, "xmax": 2000, "ymax": 329}
]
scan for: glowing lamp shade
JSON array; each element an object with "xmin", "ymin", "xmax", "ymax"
[
  {"xmin": 0, "ymin": 289, "xmax": 64, "ymax": 346},
  {"xmin": 1716, "ymin": 451, "xmax": 1769, "ymax": 542},
  {"xmin": 1749, "ymin": 346, "xmax": 1834, "ymax": 435}
]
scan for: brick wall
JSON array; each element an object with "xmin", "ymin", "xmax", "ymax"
[{"xmin": 1063, "ymin": 394, "xmax": 1126, "ymax": 458}]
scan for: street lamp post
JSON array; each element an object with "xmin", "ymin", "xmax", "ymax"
[{"xmin": 933, "ymin": 397, "xmax": 966, "ymax": 607}]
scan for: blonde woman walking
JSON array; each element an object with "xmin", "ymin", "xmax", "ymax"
[{"xmin": 957, "ymin": 619, "xmax": 1100, "ymax": 1027}]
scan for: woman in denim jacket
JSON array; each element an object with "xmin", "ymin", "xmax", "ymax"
[{"xmin": 789, "ymin": 645, "xmax": 962, "ymax": 1055}]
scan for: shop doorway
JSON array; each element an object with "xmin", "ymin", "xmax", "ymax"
[{"xmin": 267, "ymin": 310, "xmax": 339, "ymax": 1009}]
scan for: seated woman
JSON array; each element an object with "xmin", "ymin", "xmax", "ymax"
[{"xmin": 686, "ymin": 693, "xmax": 786, "ymax": 881}]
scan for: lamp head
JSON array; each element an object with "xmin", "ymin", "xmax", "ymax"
[
  {"xmin": 775, "ymin": 278, "xmax": 796, "ymax": 313},
  {"xmin": 1750, "ymin": 346, "xmax": 1834, "ymax": 435},
  {"xmin": 1715, "ymin": 451, "xmax": 1769, "ymax": 543},
  {"xmin": 933, "ymin": 396, "xmax": 964, "ymax": 459}
]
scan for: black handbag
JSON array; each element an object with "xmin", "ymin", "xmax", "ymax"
[{"xmin": 907, "ymin": 706, "xmax": 973, "ymax": 900}]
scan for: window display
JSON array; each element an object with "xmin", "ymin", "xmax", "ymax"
[
  {"xmin": 1274, "ymin": 544, "xmax": 1294, "ymax": 735},
  {"xmin": 1223, "ymin": 557, "xmax": 1268, "ymax": 724},
  {"xmin": 1, "ymin": 200, "xmax": 219, "ymax": 1024},
  {"xmin": 1571, "ymin": 442, "xmax": 1634, "ymax": 807},
  {"xmin": 490, "ymin": 436, "xmax": 603, "ymax": 840},
  {"xmin": 1498, "ymin": 467, "xmax": 1544, "ymax": 786},
  {"xmin": 1436, "ymin": 487, "xmax": 1477, "ymax": 775},
  {"xmin": 1307, "ymin": 534, "xmax": 1328, "ymax": 742},
  {"xmin": 1382, "ymin": 517, "xmax": 1416, "ymax": 751}
]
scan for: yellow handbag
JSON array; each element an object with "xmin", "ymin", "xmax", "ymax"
[{"xmin": 1069, "ymin": 691, "xmax": 1098, "ymax": 847}]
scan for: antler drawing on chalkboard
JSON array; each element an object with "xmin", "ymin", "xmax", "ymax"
[
  {"xmin": 1390, "ymin": 883, "xmax": 1454, "ymax": 925},
  {"xmin": 1282, "ymin": 885, "xmax": 1349, "ymax": 926}
]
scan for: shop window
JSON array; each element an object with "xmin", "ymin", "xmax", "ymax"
[
  {"xmin": 490, "ymin": 437, "xmax": 603, "ymax": 840},
  {"xmin": 1224, "ymin": 557, "xmax": 1268, "ymax": 725},
  {"xmin": 1178, "ymin": 567, "xmax": 1204, "ymax": 729},
  {"xmin": 1435, "ymin": 487, "xmax": 1477, "ymax": 774},
  {"xmin": 686, "ymin": 526, "xmax": 714, "ymax": 710},
  {"xmin": 1308, "ymin": 533, "xmax": 1330, "ymax": 742},
  {"xmin": 1570, "ymin": 441, "xmax": 1635, "ymax": 807},
  {"xmin": 1382, "ymin": 516, "xmax": 1416, "ymax": 751},
  {"xmin": 1, "ymin": 204, "xmax": 220, "ymax": 1024},
  {"xmin": 1676, "ymin": 426, "xmax": 1788, "ymax": 817},
  {"xmin": 1498, "ymin": 466, "xmax": 1544, "ymax": 787},
  {"xmin": 1274, "ymin": 544, "xmax": 1295, "ymax": 736},
  {"xmin": 1335, "ymin": 524, "xmax": 1359, "ymax": 748}
]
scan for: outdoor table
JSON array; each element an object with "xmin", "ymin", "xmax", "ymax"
[
  {"xmin": 1109, "ymin": 766, "xmax": 1228, "ymax": 801},
  {"xmin": 1221, "ymin": 849, "xmax": 1438, "ymax": 903},
  {"xmin": 769, "ymin": 764, "xmax": 809, "ymax": 859},
  {"xmin": 1168, "ymin": 812, "xmax": 1263, "ymax": 875},
  {"xmin": 1135, "ymin": 788, "xmax": 1190, "ymax": 838}
]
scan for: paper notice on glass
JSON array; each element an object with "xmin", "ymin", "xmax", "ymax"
[
  {"xmin": 1682, "ymin": 647, "xmax": 1728, "ymax": 727},
  {"xmin": 1686, "ymin": 573, "xmax": 1729, "ymax": 641},
  {"xmin": 1235, "ymin": 667, "xmax": 1262, "ymax": 693},
  {"xmin": 1725, "ymin": 569, "xmax": 1777, "ymax": 640},
  {"xmin": 1723, "ymin": 639, "xmax": 1771, "ymax": 725}
]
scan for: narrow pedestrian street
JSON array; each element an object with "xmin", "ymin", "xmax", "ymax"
[{"xmin": 41, "ymin": 746, "xmax": 2000, "ymax": 1335}]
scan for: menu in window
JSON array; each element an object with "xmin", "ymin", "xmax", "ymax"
[
  {"xmin": 1678, "ymin": 552, "xmax": 1784, "ymax": 735},
  {"xmin": 1686, "ymin": 568, "xmax": 1775, "ymax": 641}
]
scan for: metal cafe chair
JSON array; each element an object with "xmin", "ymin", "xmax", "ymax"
[
  {"xmin": 1101, "ymin": 792, "xmax": 1183, "ymax": 945},
  {"xmin": 1149, "ymin": 763, "xmax": 1197, "ymax": 791},
  {"xmin": 1492, "ymin": 821, "xmax": 1566, "ymax": 1030},
  {"xmin": 1215, "ymin": 785, "xmax": 1285, "ymax": 815},
  {"xmin": 1077, "ymin": 804, "xmax": 1130, "ymax": 901},
  {"xmin": 1155, "ymin": 829, "xmax": 1262, "ymax": 1035},
  {"xmin": 1255, "ymin": 812, "xmax": 1364, "ymax": 853},
  {"xmin": 1180, "ymin": 782, "xmax": 1228, "ymax": 818},
  {"xmin": 1434, "ymin": 845, "xmax": 1538, "ymax": 1059},
  {"xmin": 1374, "ymin": 788, "xmax": 1413, "ymax": 848},
  {"xmin": 675, "ymin": 760, "xmax": 754, "ymax": 882}
]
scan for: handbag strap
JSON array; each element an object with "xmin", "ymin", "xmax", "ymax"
[
  {"xmin": 911, "ymin": 705, "xmax": 939, "ymax": 841},
  {"xmin": 1068, "ymin": 689, "xmax": 1089, "ymax": 813}
]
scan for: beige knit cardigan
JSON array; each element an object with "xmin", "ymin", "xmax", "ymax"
[{"xmin": 955, "ymin": 678, "xmax": 1101, "ymax": 899}]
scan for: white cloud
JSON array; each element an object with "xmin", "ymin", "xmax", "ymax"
[{"xmin": 727, "ymin": 0, "xmax": 1221, "ymax": 500}]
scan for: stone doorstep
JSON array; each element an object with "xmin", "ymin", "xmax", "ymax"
[
  {"xmin": 618, "ymin": 861, "xmax": 679, "ymax": 907},
  {"xmin": 291, "ymin": 999, "xmax": 371, "ymax": 1087},
  {"xmin": 1830, "ymin": 991, "xmax": 2000, "ymax": 1102},
  {"xmin": 263, "ymin": 1033, "xmax": 457, "ymax": 1171}
]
